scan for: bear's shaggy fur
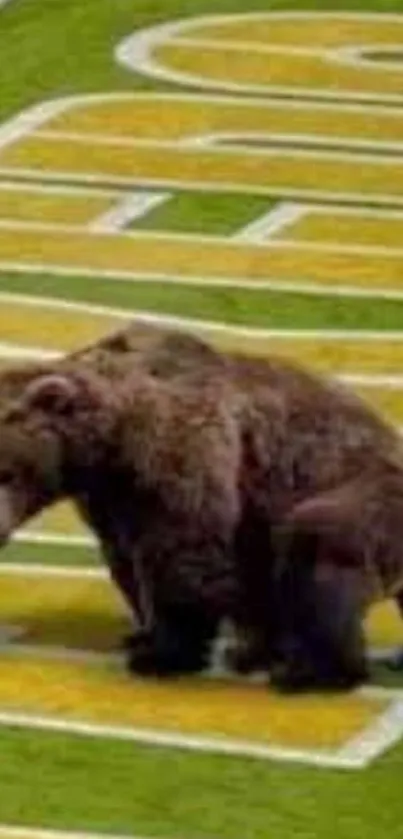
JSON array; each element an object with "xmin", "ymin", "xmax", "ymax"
[{"xmin": 0, "ymin": 324, "xmax": 401, "ymax": 688}]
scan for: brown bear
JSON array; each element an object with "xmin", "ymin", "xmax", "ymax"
[{"xmin": 0, "ymin": 325, "xmax": 401, "ymax": 690}]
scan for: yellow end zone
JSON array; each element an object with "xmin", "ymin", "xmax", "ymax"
[
  {"xmin": 0, "ymin": 300, "xmax": 123, "ymax": 351},
  {"xmin": 0, "ymin": 652, "xmax": 389, "ymax": 751},
  {"xmin": 155, "ymin": 41, "xmax": 403, "ymax": 100},
  {"xmin": 189, "ymin": 15, "xmax": 403, "ymax": 48},
  {"xmin": 0, "ymin": 570, "xmax": 128, "ymax": 651},
  {"xmin": 0, "ymin": 186, "xmax": 113, "ymax": 226},
  {"xmin": 275, "ymin": 210, "xmax": 403, "ymax": 250},
  {"xmin": 23, "ymin": 502, "xmax": 91, "ymax": 538}
]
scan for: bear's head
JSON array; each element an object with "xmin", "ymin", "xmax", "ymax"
[{"xmin": 0, "ymin": 368, "xmax": 119, "ymax": 545}]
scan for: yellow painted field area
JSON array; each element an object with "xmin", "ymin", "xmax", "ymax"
[
  {"xmin": 189, "ymin": 14, "xmax": 403, "ymax": 48},
  {"xmin": 276, "ymin": 210, "xmax": 403, "ymax": 249},
  {"xmin": 154, "ymin": 43, "xmax": 403, "ymax": 101},
  {"xmin": 43, "ymin": 95, "xmax": 403, "ymax": 148},
  {"xmin": 2, "ymin": 135, "xmax": 402, "ymax": 204},
  {"xmin": 366, "ymin": 601, "xmax": 403, "ymax": 649},
  {"xmin": 0, "ymin": 652, "xmax": 389, "ymax": 750},
  {"xmin": 0, "ymin": 571, "xmax": 126, "ymax": 651},
  {"xmin": 0, "ymin": 226, "xmax": 402, "ymax": 291},
  {"xmin": 0, "ymin": 186, "xmax": 113, "ymax": 226},
  {"xmin": 0, "ymin": 301, "xmax": 123, "ymax": 352},
  {"xmin": 352, "ymin": 387, "xmax": 403, "ymax": 425},
  {"xmin": 22, "ymin": 502, "xmax": 89, "ymax": 537},
  {"xmin": 202, "ymin": 332, "xmax": 403, "ymax": 376},
  {"xmin": 155, "ymin": 14, "xmax": 403, "ymax": 98}
]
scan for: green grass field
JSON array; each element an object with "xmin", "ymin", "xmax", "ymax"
[{"xmin": 1, "ymin": 0, "xmax": 403, "ymax": 837}]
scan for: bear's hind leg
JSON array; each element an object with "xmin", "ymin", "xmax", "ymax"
[{"xmin": 269, "ymin": 548, "xmax": 368, "ymax": 693}]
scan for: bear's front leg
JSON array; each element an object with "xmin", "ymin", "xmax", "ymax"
[
  {"xmin": 126, "ymin": 602, "xmax": 217, "ymax": 676},
  {"xmin": 125, "ymin": 522, "xmax": 238, "ymax": 678},
  {"xmin": 100, "ymin": 537, "xmax": 155, "ymax": 649}
]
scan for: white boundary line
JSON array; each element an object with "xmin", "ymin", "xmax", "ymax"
[
  {"xmin": 0, "ymin": 341, "xmax": 59, "ymax": 360},
  {"xmin": 337, "ymin": 696, "xmax": 403, "ymax": 765},
  {"xmin": 0, "ymin": 708, "xmax": 369, "ymax": 769},
  {"xmin": 0, "ymin": 562, "xmax": 101, "ymax": 577},
  {"xmin": 0, "ymin": 827, "xmax": 155, "ymax": 839},
  {"xmin": 275, "ymin": 202, "xmax": 403, "ymax": 221},
  {"xmin": 12, "ymin": 531, "xmax": 94, "ymax": 547},
  {"xmin": 0, "ymin": 180, "xmax": 120, "ymax": 199},
  {"xmin": 235, "ymin": 202, "xmax": 307, "ymax": 242},
  {"xmin": 115, "ymin": 12, "xmax": 403, "ymax": 105}
]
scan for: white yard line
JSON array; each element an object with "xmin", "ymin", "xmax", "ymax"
[
  {"xmin": 234, "ymin": 202, "xmax": 306, "ymax": 242},
  {"xmin": 0, "ymin": 181, "xmax": 119, "ymax": 199},
  {"xmin": 0, "ymin": 827, "xmax": 157, "ymax": 839},
  {"xmin": 88, "ymin": 191, "xmax": 168, "ymax": 233},
  {"xmin": 0, "ymin": 562, "xmax": 102, "ymax": 577},
  {"xmin": 339, "ymin": 374, "xmax": 403, "ymax": 388},
  {"xmin": 12, "ymin": 531, "xmax": 94, "ymax": 547},
  {"xmin": 0, "ymin": 342, "xmax": 59, "ymax": 360},
  {"xmin": 0, "ymin": 710, "xmax": 365, "ymax": 769}
]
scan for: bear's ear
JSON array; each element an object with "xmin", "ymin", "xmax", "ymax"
[{"xmin": 22, "ymin": 374, "xmax": 79, "ymax": 415}]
